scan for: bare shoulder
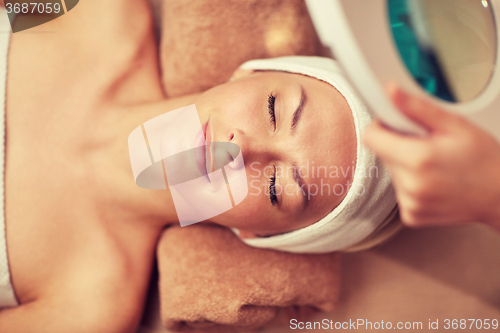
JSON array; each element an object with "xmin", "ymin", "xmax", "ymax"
[
  {"xmin": 9, "ymin": 0, "xmax": 156, "ymax": 68},
  {"xmin": 7, "ymin": 0, "xmax": 162, "ymax": 114},
  {"xmin": 8, "ymin": 0, "xmax": 160, "ymax": 107},
  {"xmin": 1, "ymin": 248, "xmax": 149, "ymax": 333},
  {"xmin": 5, "ymin": 206, "xmax": 157, "ymax": 332},
  {"xmin": 0, "ymin": 289, "xmax": 144, "ymax": 333},
  {"xmin": 49, "ymin": 0, "xmax": 155, "ymax": 51},
  {"xmin": 10, "ymin": 0, "xmax": 154, "ymax": 35}
]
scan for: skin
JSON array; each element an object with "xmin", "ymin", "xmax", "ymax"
[
  {"xmin": 364, "ymin": 86, "xmax": 500, "ymax": 232},
  {"xmin": 0, "ymin": 0, "xmax": 356, "ymax": 331},
  {"xmin": 3, "ymin": 2, "xmax": 175, "ymax": 332},
  {"xmin": 194, "ymin": 70, "xmax": 356, "ymax": 237}
]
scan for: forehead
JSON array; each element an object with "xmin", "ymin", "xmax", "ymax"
[
  {"xmin": 256, "ymin": 71, "xmax": 358, "ymax": 217},
  {"xmin": 266, "ymin": 72, "xmax": 357, "ymax": 171},
  {"xmin": 298, "ymin": 77, "xmax": 357, "ymax": 215}
]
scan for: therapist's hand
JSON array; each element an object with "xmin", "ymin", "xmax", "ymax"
[{"xmin": 363, "ymin": 85, "xmax": 500, "ymax": 231}]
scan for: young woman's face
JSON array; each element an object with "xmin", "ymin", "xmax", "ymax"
[{"xmin": 193, "ymin": 71, "xmax": 357, "ymax": 238}]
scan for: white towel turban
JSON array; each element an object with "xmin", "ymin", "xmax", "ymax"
[{"xmin": 231, "ymin": 56, "xmax": 397, "ymax": 253}]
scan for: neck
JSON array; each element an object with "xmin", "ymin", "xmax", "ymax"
[{"xmin": 95, "ymin": 94, "xmax": 201, "ymax": 229}]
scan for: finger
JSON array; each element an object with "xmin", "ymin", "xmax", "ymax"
[
  {"xmin": 363, "ymin": 120, "xmax": 427, "ymax": 164},
  {"xmin": 386, "ymin": 84, "xmax": 462, "ymax": 133}
]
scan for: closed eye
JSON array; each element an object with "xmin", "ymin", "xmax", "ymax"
[
  {"xmin": 268, "ymin": 92, "xmax": 276, "ymax": 130},
  {"xmin": 268, "ymin": 165, "xmax": 278, "ymax": 206}
]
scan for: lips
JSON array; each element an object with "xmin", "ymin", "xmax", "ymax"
[
  {"xmin": 204, "ymin": 120, "xmax": 213, "ymax": 172},
  {"xmin": 145, "ymin": 104, "xmax": 249, "ymax": 227},
  {"xmin": 194, "ymin": 119, "xmax": 212, "ymax": 177}
]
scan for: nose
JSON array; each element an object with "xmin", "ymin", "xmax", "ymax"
[{"xmin": 228, "ymin": 129, "xmax": 278, "ymax": 164}]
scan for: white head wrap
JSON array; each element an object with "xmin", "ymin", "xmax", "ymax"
[{"xmin": 231, "ymin": 56, "xmax": 396, "ymax": 253}]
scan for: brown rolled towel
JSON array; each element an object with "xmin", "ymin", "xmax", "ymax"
[
  {"xmin": 157, "ymin": 223, "xmax": 340, "ymax": 332},
  {"xmin": 159, "ymin": 0, "xmax": 325, "ymax": 97}
]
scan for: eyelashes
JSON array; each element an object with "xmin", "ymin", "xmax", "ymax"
[
  {"xmin": 269, "ymin": 165, "xmax": 278, "ymax": 206},
  {"xmin": 268, "ymin": 92, "xmax": 278, "ymax": 206},
  {"xmin": 268, "ymin": 93, "xmax": 276, "ymax": 129}
]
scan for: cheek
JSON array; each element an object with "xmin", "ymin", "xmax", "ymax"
[
  {"xmin": 207, "ymin": 85, "xmax": 263, "ymax": 127},
  {"xmin": 216, "ymin": 101, "xmax": 260, "ymax": 129},
  {"xmin": 212, "ymin": 189, "xmax": 270, "ymax": 228}
]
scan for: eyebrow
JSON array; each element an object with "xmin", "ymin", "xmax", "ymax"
[
  {"xmin": 291, "ymin": 163, "xmax": 308, "ymax": 209},
  {"xmin": 291, "ymin": 86, "xmax": 307, "ymax": 135}
]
